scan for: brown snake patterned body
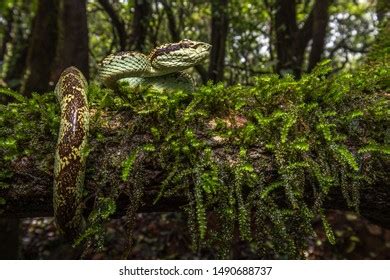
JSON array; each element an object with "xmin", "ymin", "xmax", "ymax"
[{"xmin": 54, "ymin": 67, "xmax": 89, "ymax": 241}]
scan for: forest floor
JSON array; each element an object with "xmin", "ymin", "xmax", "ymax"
[{"xmin": 20, "ymin": 210, "xmax": 390, "ymax": 260}]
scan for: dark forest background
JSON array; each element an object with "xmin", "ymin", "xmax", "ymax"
[
  {"xmin": 0, "ymin": 0, "xmax": 388, "ymax": 93},
  {"xmin": 0, "ymin": 0, "xmax": 389, "ymax": 260}
]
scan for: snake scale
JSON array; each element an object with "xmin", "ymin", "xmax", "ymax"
[{"xmin": 54, "ymin": 40, "xmax": 211, "ymax": 241}]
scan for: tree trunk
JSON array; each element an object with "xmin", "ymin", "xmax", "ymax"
[
  {"xmin": 0, "ymin": 8, "xmax": 14, "ymax": 99},
  {"xmin": 22, "ymin": 0, "xmax": 59, "ymax": 96},
  {"xmin": 128, "ymin": 0, "xmax": 151, "ymax": 51},
  {"xmin": 98, "ymin": 0, "xmax": 127, "ymax": 51},
  {"xmin": 274, "ymin": 0, "xmax": 331, "ymax": 77},
  {"xmin": 376, "ymin": 0, "xmax": 390, "ymax": 24},
  {"xmin": 3, "ymin": 0, "xmax": 31, "ymax": 90},
  {"xmin": 275, "ymin": 0, "xmax": 298, "ymax": 76},
  {"xmin": 308, "ymin": 0, "xmax": 330, "ymax": 71},
  {"xmin": 208, "ymin": 0, "xmax": 229, "ymax": 83},
  {"xmin": 52, "ymin": 0, "xmax": 89, "ymax": 82},
  {"xmin": 0, "ymin": 8, "xmax": 13, "ymax": 66},
  {"xmin": 160, "ymin": 0, "xmax": 180, "ymax": 41}
]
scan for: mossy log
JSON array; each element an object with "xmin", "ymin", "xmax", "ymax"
[
  {"xmin": 1, "ymin": 61, "xmax": 389, "ymax": 251},
  {"xmin": 1, "ymin": 147, "xmax": 389, "ymax": 229}
]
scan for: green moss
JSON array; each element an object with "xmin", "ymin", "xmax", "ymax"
[
  {"xmin": 121, "ymin": 150, "xmax": 138, "ymax": 182},
  {"xmin": 0, "ymin": 90, "xmax": 58, "ymax": 176},
  {"xmin": 75, "ymin": 197, "xmax": 116, "ymax": 249},
  {"xmin": 320, "ymin": 210, "xmax": 336, "ymax": 245}
]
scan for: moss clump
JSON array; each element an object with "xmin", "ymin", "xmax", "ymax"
[{"xmin": 0, "ymin": 89, "xmax": 59, "ymax": 193}]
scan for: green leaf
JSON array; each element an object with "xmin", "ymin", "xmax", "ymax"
[
  {"xmin": 0, "ymin": 88, "xmax": 25, "ymax": 102},
  {"xmin": 321, "ymin": 212, "xmax": 336, "ymax": 245},
  {"xmin": 121, "ymin": 150, "xmax": 138, "ymax": 181},
  {"xmin": 260, "ymin": 181, "xmax": 284, "ymax": 199},
  {"xmin": 332, "ymin": 145, "xmax": 360, "ymax": 171},
  {"xmin": 358, "ymin": 143, "xmax": 390, "ymax": 155}
]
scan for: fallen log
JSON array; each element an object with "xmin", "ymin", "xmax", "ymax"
[{"xmin": 1, "ymin": 156, "xmax": 389, "ymax": 229}]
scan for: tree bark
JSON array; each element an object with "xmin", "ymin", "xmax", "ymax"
[
  {"xmin": 208, "ymin": 0, "xmax": 229, "ymax": 83},
  {"xmin": 128, "ymin": 0, "xmax": 151, "ymax": 51},
  {"xmin": 22, "ymin": 0, "xmax": 59, "ymax": 96},
  {"xmin": 98, "ymin": 0, "xmax": 127, "ymax": 51},
  {"xmin": 308, "ymin": 0, "xmax": 330, "ymax": 71},
  {"xmin": 52, "ymin": 0, "xmax": 89, "ymax": 82},
  {"xmin": 275, "ymin": 0, "xmax": 298, "ymax": 76}
]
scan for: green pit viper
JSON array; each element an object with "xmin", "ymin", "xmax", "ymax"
[{"xmin": 54, "ymin": 39, "xmax": 211, "ymax": 241}]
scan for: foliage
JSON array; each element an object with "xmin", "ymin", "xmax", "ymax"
[
  {"xmin": 0, "ymin": 87, "xmax": 58, "ymax": 162},
  {"xmin": 0, "ymin": 87, "xmax": 58, "ymax": 208},
  {"xmin": 0, "ymin": 0, "xmax": 382, "ymax": 91},
  {"xmin": 84, "ymin": 0, "xmax": 381, "ymax": 84},
  {"xmin": 75, "ymin": 197, "xmax": 116, "ymax": 249}
]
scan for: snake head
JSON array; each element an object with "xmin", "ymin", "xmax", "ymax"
[{"xmin": 150, "ymin": 39, "xmax": 211, "ymax": 70}]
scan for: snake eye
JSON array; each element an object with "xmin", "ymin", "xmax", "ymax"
[{"xmin": 194, "ymin": 42, "xmax": 211, "ymax": 52}]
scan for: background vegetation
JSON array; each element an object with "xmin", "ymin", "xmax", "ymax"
[{"xmin": 0, "ymin": 0, "xmax": 387, "ymax": 92}]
